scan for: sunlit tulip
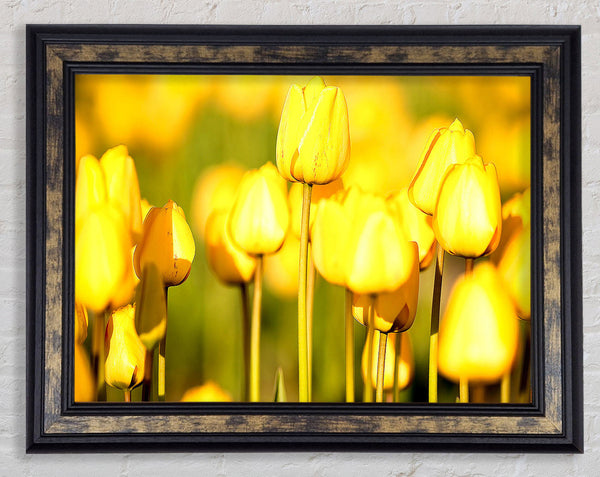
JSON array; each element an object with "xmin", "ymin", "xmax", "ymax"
[
  {"xmin": 408, "ymin": 118, "xmax": 476, "ymax": 215},
  {"xmin": 134, "ymin": 200, "xmax": 196, "ymax": 287},
  {"xmin": 497, "ymin": 224, "xmax": 531, "ymax": 319},
  {"xmin": 180, "ymin": 381, "xmax": 233, "ymax": 402},
  {"xmin": 75, "ymin": 155, "xmax": 107, "ymax": 226},
  {"xmin": 75, "ymin": 302, "xmax": 89, "ymax": 345},
  {"xmin": 205, "ymin": 209, "xmax": 257, "ymax": 285},
  {"xmin": 361, "ymin": 332, "xmax": 414, "ymax": 391},
  {"xmin": 190, "ymin": 163, "xmax": 245, "ymax": 237},
  {"xmin": 228, "ymin": 162, "xmax": 289, "ymax": 256},
  {"xmin": 433, "ymin": 155, "xmax": 502, "ymax": 258},
  {"xmin": 74, "ymin": 343, "xmax": 95, "ymax": 402},
  {"xmin": 99, "ymin": 145, "xmax": 143, "ymax": 242},
  {"xmin": 104, "ymin": 305, "xmax": 146, "ymax": 391},
  {"xmin": 264, "ymin": 235, "xmax": 300, "ymax": 298},
  {"xmin": 75, "ymin": 205, "xmax": 131, "ymax": 313},
  {"xmin": 288, "ymin": 179, "xmax": 343, "ymax": 238},
  {"xmin": 352, "ymin": 242, "xmax": 419, "ymax": 333},
  {"xmin": 387, "ymin": 188, "xmax": 436, "ymax": 269},
  {"xmin": 276, "ymin": 76, "xmax": 350, "ymax": 185},
  {"xmin": 438, "ymin": 263, "xmax": 519, "ymax": 384},
  {"xmin": 134, "ymin": 262, "xmax": 167, "ymax": 351}
]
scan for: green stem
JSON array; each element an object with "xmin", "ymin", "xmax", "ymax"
[
  {"xmin": 158, "ymin": 287, "xmax": 168, "ymax": 402},
  {"xmin": 142, "ymin": 349, "xmax": 153, "ymax": 401},
  {"xmin": 363, "ymin": 295, "xmax": 375, "ymax": 403},
  {"xmin": 375, "ymin": 332, "xmax": 387, "ymax": 403},
  {"xmin": 393, "ymin": 333, "xmax": 402, "ymax": 403},
  {"xmin": 250, "ymin": 255, "xmax": 263, "ymax": 402},
  {"xmin": 345, "ymin": 288, "xmax": 355, "ymax": 403},
  {"xmin": 240, "ymin": 282, "xmax": 251, "ymax": 401},
  {"xmin": 307, "ymin": 249, "xmax": 315, "ymax": 402},
  {"xmin": 429, "ymin": 244, "xmax": 444, "ymax": 403},
  {"xmin": 298, "ymin": 183, "xmax": 312, "ymax": 403},
  {"xmin": 459, "ymin": 377, "xmax": 469, "ymax": 403}
]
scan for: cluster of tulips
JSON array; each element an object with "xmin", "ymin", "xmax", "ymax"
[{"xmin": 74, "ymin": 75, "xmax": 531, "ymax": 404}]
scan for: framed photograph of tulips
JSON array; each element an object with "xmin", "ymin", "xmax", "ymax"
[{"xmin": 26, "ymin": 25, "xmax": 582, "ymax": 452}]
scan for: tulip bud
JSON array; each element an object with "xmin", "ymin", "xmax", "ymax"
[
  {"xmin": 433, "ymin": 155, "xmax": 502, "ymax": 258},
  {"xmin": 497, "ymin": 224, "xmax": 531, "ymax": 319},
  {"xmin": 352, "ymin": 242, "xmax": 419, "ymax": 333},
  {"xmin": 179, "ymin": 381, "xmax": 233, "ymax": 402},
  {"xmin": 408, "ymin": 118, "xmax": 476, "ymax": 215},
  {"xmin": 276, "ymin": 76, "xmax": 350, "ymax": 185},
  {"xmin": 205, "ymin": 209, "xmax": 256, "ymax": 285},
  {"xmin": 104, "ymin": 304, "xmax": 146, "ymax": 392},
  {"xmin": 387, "ymin": 188, "xmax": 436, "ymax": 269},
  {"xmin": 134, "ymin": 262, "xmax": 167, "ymax": 350},
  {"xmin": 134, "ymin": 200, "xmax": 196, "ymax": 287},
  {"xmin": 75, "ymin": 154, "xmax": 107, "ymax": 227},
  {"xmin": 438, "ymin": 263, "xmax": 519, "ymax": 384},
  {"xmin": 74, "ymin": 302, "xmax": 89, "ymax": 345},
  {"xmin": 100, "ymin": 145, "xmax": 143, "ymax": 243},
  {"xmin": 74, "ymin": 343, "xmax": 95, "ymax": 402},
  {"xmin": 361, "ymin": 332, "xmax": 414, "ymax": 391},
  {"xmin": 228, "ymin": 162, "xmax": 289, "ymax": 256}
]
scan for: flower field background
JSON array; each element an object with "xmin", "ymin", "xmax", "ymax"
[{"xmin": 75, "ymin": 74, "xmax": 530, "ymax": 403}]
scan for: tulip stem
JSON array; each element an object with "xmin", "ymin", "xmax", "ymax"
[
  {"xmin": 240, "ymin": 283, "xmax": 251, "ymax": 402},
  {"xmin": 250, "ymin": 255, "xmax": 263, "ymax": 402},
  {"xmin": 459, "ymin": 377, "xmax": 469, "ymax": 403},
  {"xmin": 428, "ymin": 244, "xmax": 444, "ymax": 403},
  {"xmin": 307, "ymin": 249, "xmax": 315, "ymax": 402},
  {"xmin": 298, "ymin": 183, "xmax": 312, "ymax": 403},
  {"xmin": 345, "ymin": 288, "xmax": 355, "ymax": 403},
  {"xmin": 393, "ymin": 333, "xmax": 402, "ymax": 403},
  {"xmin": 142, "ymin": 349, "xmax": 153, "ymax": 401},
  {"xmin": 501, "ymin": 371, "xmax": 511, "ymax": 403},
  {"xmin": 363, "ymin": 296, "xmax": 375, "ymax": 403},
  {"xmin": 92, "ymin": 311, "xmax": 107, "ymax": 401},
  {"xmin": 124, "ymin": 390, "xmax": 131, "ymax": 403},
  {"xmin": 465, "ymin": 258, "xmax": 474, "ymax": 276},
  {"xmin": 375, "ymin": 332, "xmax": 387, "ymax": 403},
  {"xmin": 158, "ymin": 287, "xmax": 168, "ymax": 402}
]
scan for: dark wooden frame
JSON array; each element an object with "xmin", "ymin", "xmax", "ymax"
[{"xmin": 26, "ymin": 25, "xmax": 582, "ymax": 453}]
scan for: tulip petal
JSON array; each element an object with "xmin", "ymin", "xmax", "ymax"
[{"xmin": 276, "ymin": 85, "xmax": 306, "ymax": 183}]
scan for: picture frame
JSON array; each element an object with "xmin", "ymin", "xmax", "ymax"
[{"xmin": 26, "ymin": 25, "xmax": 582, "ymax": 452}]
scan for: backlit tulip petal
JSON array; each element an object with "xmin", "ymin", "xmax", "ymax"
[
  {"xmin": 408, "ymin": 118, "xmax": 476, "ymax": 215},
  {"xmin": 134, "ymin": 262, "xmax": 167, "ymax": 350},
  {"xmin": 228, "ymin": 162, "xmax": 289, "ymax": 256},
  {"xmin": 276, "ymin": 77, "xmax": 350, "ymax": 185},
  {"xmin": 438, "ymin": 263, "xmax": 519, "ymax": 384},
  {"xmin": 75, "ymin": 154, "xmax": 107, "ymax": 226},
  {"xmin": 433, "ymin": 155, "xmax": 502, "ymax": 258},
  {"xmin": 205, "ymin": 209, "xmax": 257, "ymax": 285},
  {"xmin": 74, "ymin": 302, "xmax": 89, "ymax": 345},
  {"xmin": 361, "ymin": 332, "xmax": 414, "ymax": 391},
  {"xmin": 134, "ymin": 200, "xmax": 196, "ymax": 287},
  {"xmin": 497, "ymin": 224, "xmax": 531, "ymax": 319},
  {"xmin": 352, "ymin": 242, "xmax": 419, "ymax": 333},
  {"xmin": 104, "ymin": 304, "xmax": 146, "ymax": 392},
  {"xmin": 180, "ymin": 381, "xmax": 233, "ymax": 402}
]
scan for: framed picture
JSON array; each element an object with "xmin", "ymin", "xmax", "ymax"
[{"xmin": 26, "ymin": 25, "xmax": 582, "ymax": 452}]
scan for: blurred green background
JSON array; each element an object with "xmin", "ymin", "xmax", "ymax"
[{"xmin": 75, "ymin": 74, "xmax": 530, "ymax": 402}]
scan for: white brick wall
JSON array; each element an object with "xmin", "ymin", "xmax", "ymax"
[{"xmin": 2, "ymin": 0, "xmax": 596, "ymax": 474}]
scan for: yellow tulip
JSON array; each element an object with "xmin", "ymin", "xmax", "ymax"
[
  {"xmin": 74, "ymin": 302, "xmax": 89, "ymax": 345},
  {"xmin": 433, "ymin": 155, "xmax": 502, "ymax": 258},
  {"xmin": 497, "ymin": 224, "xmax": 531, "ymax": 319},
  {"xmin": 352, "ymin": 242, "xmax": 419, "ymax": 333},
  {"xmin": 205, "ymin": 209, "xmax": 257, "ymax": 285},
  {"xmin": 134, "ymin": 262, "xmax": 167, "ymax": 350},
  {"xmin": 408, "ymin": 118, "xmax": 476, "ymax": 215},
  {"xmin": 74, "ymin": 343, "xmax": 95, "ymax": 402},
  {"xmin": 492, "ymin": 188, "xmax": 530, "ymax": 263},
  {"xmin": 276, "ymin": 76, "xmax": 350, "ymax": 185},
  {"xmin": 75, "ymin": 205, "xmax": 131, "ymax": 313},
  {"xmin": 180, "ymin": 381, "xmax": 233, "ymax": 402},
  {"xmin": 104, "ymin": 304, "xmax": 146, "ymax": 392},
  {"xmin": 190, "ymin": 163, "xmax": 245, "ymax": 238},
  {"xmin": 438, "ymin": 263, "xmax": 519, "ymax": 384},
  {"xmin": 99, "ymin": 145, "xmax": 143, "ymax": 243},
  {"xmin": 264, "ymin": 235, "xmax": 300, "ymax": 298},
  {"xmin": 134, "ymin": 200, "xmax": 196, "ymax": 287},
  {"xmin": 387, "ymin": 188, "xmax": 436, "ymax": 269},
  {"xmin": 288, "ymin": 178, "xmax": 343, "ymax": 238},
  {"xmin": 361, "ymin": 332, "xmax": 414, "ymax": 391},
  {"xmin": 228, "ymin": 162, "xmax": 289, "ymax": 256},
  {"xmin": 140, "ymin": 198, "xmax": 154, "ymax": 221},
  {"xmin": 75, "ymin": 154, "xmax": 107, "ymax": 227}
]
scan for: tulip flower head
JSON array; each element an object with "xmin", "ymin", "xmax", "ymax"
[
  {"xmin": 361, "ymin": 332, "xmax": 414, "ymax": 391},
  {"xmin": 433, "ymin": 155, "xmax": 502, "ymax": 258},
  {"xmin": 408, "ymin": 118, "xmax": 476, "ymax": 215},
  {"xmin": 264, "ymin": 235, "xmax": 301, "ymax": 298},
  {"xmin": 228, "ymin": 162, "xmax": 290, "ymax": 256},
  {"xmin": 104, "ymin": 304, "xmax": 146, "ymax": 392},
  {"xmin": 492, "ymin": 188, "xmax": 530, "ymax": 263},
  {"xmin": 134, "ymin": 262, "xmax": 168, "ymax": 351},
  {"xmin": 497, "ymin": 224, "xmax": 531, "ymax": 319},
  {"xmin": 134, "ymin": 200, "xmax": 196, "ymax": 287},
  {"xmin": 205, "ymin": 208, "xmax": 257, "ymax": 285},
  {"xmin": 276, "ymin": 76, "xmax": 350, "ymax": 185},
  {"xmin": 180, "ymin": 381, "xmax": 233, "ymax": 402},
  {"xmin": 352, "ymin": 241, "xmax": 419, "ymax": 333},
  {"xmin": 438, "ymin": 263, "xmax": 519, "ymax": 384},
  {"xmin": 74, "ymin": 302, "xmax": 89, "ymax": 345}
]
